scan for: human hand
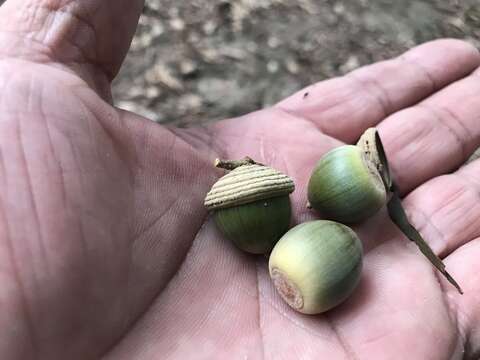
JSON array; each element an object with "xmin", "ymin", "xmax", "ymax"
[{"xmin": 0, "ymin": 1, "xmax": 479, "ymax": 359}]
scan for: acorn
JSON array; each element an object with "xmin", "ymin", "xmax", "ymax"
[
  {"xmin": 269, "ymin": 220, "xmax": 363, "ymax": 314},
  {"xmin": 307, "ymin": 144, "xmax": 386, "ymax": 223},
  {"xmin": 307, "ymin": 128, "xmax": 464, "ymax": 294},
  {"xmin": 204, "ymin": 157, "xmax": 295, "ymax": 254}
]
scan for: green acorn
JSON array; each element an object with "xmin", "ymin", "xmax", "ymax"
[
  {"xmin": 307, "ymin": 145, "xmax": 386, "ymax": 223},
  {"xmin": 269, "ymin": 220, "xmax": 363, "ymax": 314},
  {"xmin": 204, "ymin": 157, "xmax": 295, "ymax": 254}
]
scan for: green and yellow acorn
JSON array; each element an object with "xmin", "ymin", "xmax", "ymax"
[
  {"xmin": 204, "ymin": 157, "xmax": 295, "ymax": 254},
  {"xmin": 307, "ymin": 128, "xmax": 391, "ymax": 223},
  {"xmin": 307, "ymin": 145, "xmax": 386, "ymax": 223},
  {"xmin": 269, "ymin": 220, "xmax": 363, "ymax": 314}
]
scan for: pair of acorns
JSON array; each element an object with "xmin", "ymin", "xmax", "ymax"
[{"xmin": 204, "ymin": 128, "xmax": 462, "ymax": 315}]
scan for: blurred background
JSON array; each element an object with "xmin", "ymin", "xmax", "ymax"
[{"xmin": 113, "ymin": 0, "xmax": 480, "ymax": 126}]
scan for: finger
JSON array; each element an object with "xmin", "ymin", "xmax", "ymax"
[
  {"xmin": 379, "ymin": 66, "xmax": 480, "ymax": 194},
  {"xmin": 0, "ymin": 0, "xmax": 144, "ymax": 88},
  {"xmin": 276, "ymin": 39, "xmax": 480, "ymax": 143},
  {"xmin": 397, "ymin": 158, "xmax": 480, "ymax": 261}
]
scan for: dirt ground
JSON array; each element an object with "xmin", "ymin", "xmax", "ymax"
[{"xmin": 114, "ymin": 0, "xmax": 480, "ymax": 126}]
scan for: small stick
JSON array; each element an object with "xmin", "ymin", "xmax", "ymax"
[{"xmin": 214, "ymin": 157, "xmax": 262, "ymax": 170}]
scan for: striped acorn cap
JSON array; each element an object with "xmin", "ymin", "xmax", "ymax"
[{"xmin": 204, "ymin": 163, "xmax": 295, "ymax": 211}]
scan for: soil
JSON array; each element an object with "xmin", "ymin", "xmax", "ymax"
[{"xmin": 116, "ymin": 1, "xmax": 480, "ymax": 125}]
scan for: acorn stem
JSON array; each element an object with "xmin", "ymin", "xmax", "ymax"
[{"xmin": 214, "ymin": 157, "xmax": 262, "ymax": 170}]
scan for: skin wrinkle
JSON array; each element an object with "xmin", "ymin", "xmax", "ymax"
[
  {"xmin": 401, "ymin": 133, "xmax": 441, "ymax": 194},
  {"xmin": 62, "ymin": 106, "xmax": 91, "ymax": 275},
  {"xmin": 25, "ymin": 79, "xmax": 114, "ymax": 350},
  {"xmin": 407, "ymin": 203, "xmax": 450, "ymax": 256},
  {"xmin": 132, "ymin": 196, "xmax": 182, "ymax": 241},
  {"xmin": 211, "ymin": 134, "xmax": 267, "ymax": 160},
  {"xmin": 203, "ymin": 124, "xmax": 232, "ymax": 161},
  {"xmin": 185, "ymin": 254, "xmax": 254, "ymax": 358},
  {"xmin": 160, "ymin": 263, "xmax": 228, "ymax": 358},
  {"xmin": 259, "ymin": 289, "xmax": 332, "ymax": 342},
  {"xmin": 346, "ymin": 71, "xmax": 390, "ymax": 121},
  {"xmin": 439, "ymin": 106, "xmax": 474, "ymax": 160},
  {"xmin": 40, "ymin": 89, "xmax": 68, "ymax": 207},
  {"xmin": 278, "ymin": 67, "xmax": 386, "ymax": 139},
  {"xmin": 0, "ymin": 26, "xmax": 110, "ymax": 99},
  {"xmin": 202, "ymin": 124, "xmax": 220, "ymax": 158},
  {"xmin": 120, "ymin": 110, "xmax": 148, "ymax": 172},
  {"xmin": 129, "ymin": 119, "xmax": 151, "ymax": 237},
  {"xmin": 461, "ymin": 237, "xmax": 480, "ymax": 360},
  {"xmin": 399, "ymin": 55, "xmax": 437, "ymax": 91},
  {"xmin": 101, "ymin": 213, "xmax": 211, "ymax": 359},
  {"xmin": 282, "ymin": 78, "xmax": 371, "ymax": 134},
  {"xmin": 435, "ymin": 190, "xmax": 478, "ymax": 240},
  {"xmin": 0, "ymin": 30, "xmax": 112, "ymax": 104},
  {"xmin": 255, "ymin": 261, "xmax": 266, "ymax": 360},
  {"xmin": 101, "ymin": 106, "xmax": 140, "ymax": 169},
  {"xmin": 4, "ymin": 53, "xmax": 110, "ymax": 103},
  {"xmin": 430, "ymin": 267, "xmax": 463, "ymax": 358},
  {"xmin": 79, "ymin": 101, "xmax": 104, "ymax": 173},
  {"xmin": 273, "ymin": 105, "xmax": 340, "ymax": 145},
  {"xmin": 166, "ymin": 132, "xmax": 178, "ymax": 162},
  {"xmin": 279, "ymin": 148, "xmax": 292, "ymax": 188},
  {"xmin": 324, "ymin": 313, "xmax": 359, "ymax": 360},
  {"xmin": 0, "ymin": 149, "xmax": 6, "ymax": 190},
  {"xmin": 76, "ymin": 103, "xmax": 136, "ymax": 251},
  {"xmin": 360, "ymin": 328, "xmax": 395, "ymax": 347},
  {"xmin": 457, "ymin": 172, "xmax": 480, "ymax": 196},
  {"xmin": 11, "ymin": 2, "xmax": 109, "ymax": 78},
  {"xmin": 276, "ymin": 89, "xmax": 345, "ymax": 136},
  {"xmin": 0, "ymin": 69, "xmax": 39, "ymax": 355},
  {"xmin": 451, "ymin": 178, "xmax": 480, "ymax": 241},
  {"xmin": 160, "ymin": 223, "xmax": 231, "ymax": 358},
  {"xmin": 17, "ymin": 104, "xmax": 51, "ymax": 279},
  {"xmin": 0, "ymin": 188, "xmax": 37, "ymax": 358},
  {"xmin": 130, "ymin": 133, "xmax": 212, "ymax": 241},
  {"xmin": 12, "ymin": 136, "xmax": 48, "ymax": 356},
  {"xmin": 120, "ymin": 244, "xmax": 133, "ymax": 342},
  {"xmin": 88, "ymin": 107, "xmax": 135, "ymax": 179},
  {"xmin": 417, "ymin": 104, "xmax": 470, "ymax": 162},
  {"xmin": 42, "ymin": 2, "xmax": 98, "ymax": 59},
  {"xmin": 235, "ymin": 283, "xmax": 258, "ymax": 299},
  {"xmin": 404, "ymin": 178, "xmax": 480, "ymax": 260},
  {"xmin": 277, "ymin": 143, "xmax": 309, "ymax": 223},
  {"xmin": 169, "ymin": 125, "xmax": 219, "ymax": 155}
]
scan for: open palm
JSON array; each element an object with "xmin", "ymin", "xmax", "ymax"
[{"xmin": 1, "ymin": 1, "xmax": 480, "ymax": 359}]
